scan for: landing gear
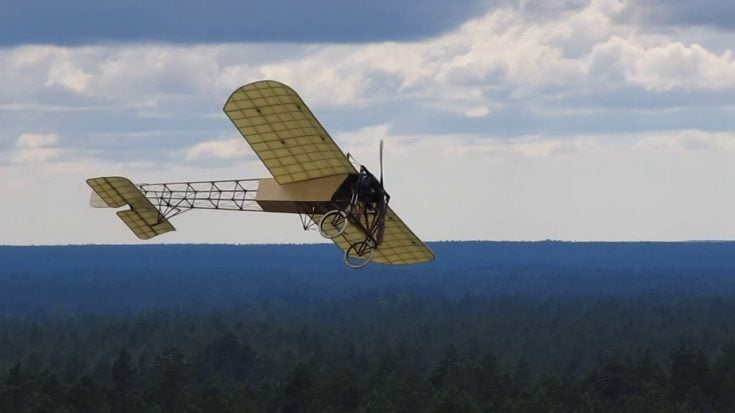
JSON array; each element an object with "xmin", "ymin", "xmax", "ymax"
[
  {"xmin": 320, "ymin": 208, "xmax": 376, "ymax": 269},
  {"xmin": 316, "ymin": 165, "xmax": 388, "ymax": 269},
  {"xmin": 344, "ymin": 240, "xmax": 374, "ymax": 269},
  {"xmin": 318, "ymin": 209, "xmax": 348, "ymax": 239}
]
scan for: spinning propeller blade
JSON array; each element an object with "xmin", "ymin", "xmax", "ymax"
[{"xmin": 379, "ymin": 139, "xmax": 384, "ymax": 186}]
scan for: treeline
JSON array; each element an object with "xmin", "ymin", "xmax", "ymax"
[
  {"xmin": 4, "ymin": 243, "xmax": 735, "ymax": 317},
  {"xmin": 2, "ymin": 292, "xmax": 735, "ymax": 412},
  {"xmin": 2, "ymin": 330, "xmax": 735, "ymax": 412},
  {"xmin": 4, "ymin": 243, "xmax": 735, "ymax": 411}
]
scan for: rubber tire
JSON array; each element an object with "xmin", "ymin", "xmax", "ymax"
[
  {"xmin": 344, "ymin": 241, "xmax": 374, "ymax": 269},
  {"xmin": 319, "ymin": 210, "xmax": 348, "ymax": 239}
]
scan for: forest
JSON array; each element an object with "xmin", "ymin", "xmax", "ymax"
[{"xmin": 1, "ymin": 241, "xmax": 735, "ymax": 412}]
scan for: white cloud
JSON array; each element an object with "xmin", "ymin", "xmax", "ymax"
[
  {"xmin": 45, "ymin": 58, "xmax": 92, "ymax": 93},
  {"xmin": 339, "ymin": 124, "xmax": 596, "ymax": 161},
  {"xmin": 186, "ymin": 138, "xmax": 251, "ymax": 161},
  {"xmin": 3, "ymin": 127, "xmax": 735, "ymax": 244},
  {"xmin": 588, "ymin": 36, "xmax": 735, "ymax": 91},
  {"xmin": 633, "ymin": 129, "xmax": 735, "ymax": 153},
  {"xmin": 337, "ymin": 127, "xmax": 735, "ymax": 242},
  {"xmin": 1, "ymin": 1, "xmax": 733, "ymax": 120},
  {"xmin": 12, "ymin": 148, "xmax": 62, "ymax": 163},
  {"xmin": 11, "ymin": 133, "xmax": 62, "ymax": 163},
  {"xmin": 16, "ymin": 133, "xmax": 58, "ymax": 148},
  {"xmin": 464, "ymin": 105, "xmax": 491, "ymax": 118},
  {"xmin": 631, "ymin": 42, "xmax": 735, "ymax": 91}
]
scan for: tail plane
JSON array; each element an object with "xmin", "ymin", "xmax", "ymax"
[{"xmin": 87, "ymin": 177, "xmax": 175, "ymax": 240}]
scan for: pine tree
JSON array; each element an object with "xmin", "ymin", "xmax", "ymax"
[
  {"xmin": 1, "ymin": 362, "xmax": 30, "ymax": 411},
  {"xmin": 670, "ymin": 343, "xmax": 713, "ymax": 409},
  {"xmin": 110, "ymin": 349, "xmax": 142, "ymax": 413},
  {"xmin": 430, "ymin": 345, "xmax": 461, "ymax": 389},
  {"xmin": 280, "ymin": 362, "xmax": 315, "ymax": 413},
  {"xmin": 153, "ymin": 346, "xmax": 193, "ymax": 412}
]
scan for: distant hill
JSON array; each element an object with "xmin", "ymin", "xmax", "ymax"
[
  {"xmin": 1, "ymin": 241, "xmax": 735, "ymax": 316},
  {"xmin": 3, "ymin": 240, "xmax": 735, "ymax": 275}
]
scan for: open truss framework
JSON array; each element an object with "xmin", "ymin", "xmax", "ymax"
[
  {"xmin": 136, "ymin": 179, "xmax": 340, "ymax": 235},
  {"xmin": 137, "ymin": 179, "xmax": 262, "ymax": 221}
]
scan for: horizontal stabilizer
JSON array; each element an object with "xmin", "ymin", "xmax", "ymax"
[
  {"xmin": 116, "ymin": 210, "xmax": 175, "ymax": 240},
  {"xmin": 87, "ymin": 176, "xmax": 175, "ymax": 240}
]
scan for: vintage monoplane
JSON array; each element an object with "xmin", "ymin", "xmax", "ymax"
[{"xmin": 87, "ymin": 80, "xmax": 434, "ymax": 268}]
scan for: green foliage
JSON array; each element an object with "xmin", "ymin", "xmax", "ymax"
[{"xmin": 2, "ymin": 291, "xmax": 735, "ymax": 411}]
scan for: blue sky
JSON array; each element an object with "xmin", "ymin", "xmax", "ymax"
[{"xmin": 2, "ymin": 0, "xmax": 735, "ymax": 244}]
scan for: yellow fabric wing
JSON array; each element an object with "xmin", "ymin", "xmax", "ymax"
[
  {"xmin": 328, "ymin": 207, "xmax": 435, "ymax": 265},
  {"xmin": 224, "ymin": 80, "xmax": 356, "ymax": 184}
]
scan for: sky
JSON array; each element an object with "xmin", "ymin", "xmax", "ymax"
[{"xmin": 2, "ymin": 0, "xmax": 735, "ymax": 245}]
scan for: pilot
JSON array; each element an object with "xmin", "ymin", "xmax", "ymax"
[{"xmin": 360, "ymin": 175, "xmax": 382, "ymax": 210}]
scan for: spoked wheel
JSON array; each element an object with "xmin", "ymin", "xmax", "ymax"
[
  {"xmin": 344, "ymin": 241, "xmax": 374, "ymax": 269},
  {"xmin": 319, "ymin": 209, "xmax": 348, "ymax": 239}
]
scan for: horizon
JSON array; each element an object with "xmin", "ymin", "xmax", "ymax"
[
  {"xmin": 5, "ymin": 238, "xmax": 735, "ymax": 247},
  {"xmin": 4, "ymin": 238, "xmax": 735, "ymax": 247}
]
